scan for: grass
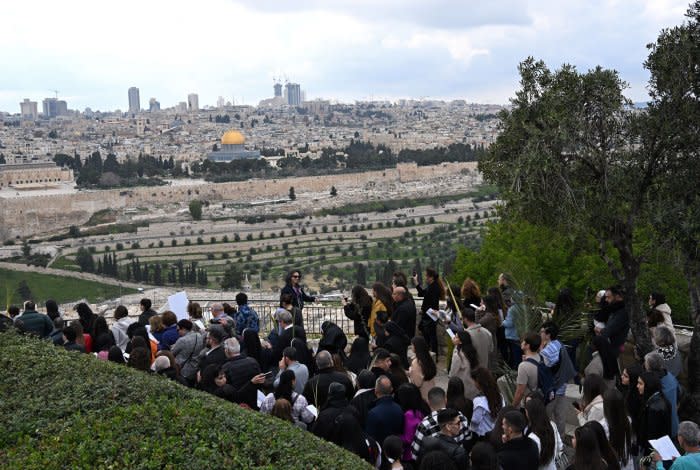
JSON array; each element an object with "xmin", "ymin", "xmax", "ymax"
[{"xmin": 0, "ymin": 267, "xmax": 137, "ymax": 308}]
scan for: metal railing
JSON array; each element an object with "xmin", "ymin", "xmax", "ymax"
[{"xmin": 189, "ymin": 299, "xmax": 355, "ymax": 336}]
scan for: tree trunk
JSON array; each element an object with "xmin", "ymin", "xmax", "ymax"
[
  {"xmin": 682, "ymin": 256, "xmax": 700, "ymax": 397},
  {"xmin": 614, "ymin": 233, "xmax": 652, "ymax": 355}
]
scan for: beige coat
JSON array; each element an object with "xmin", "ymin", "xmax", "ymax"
[
  {"xmin": 578, "ymin": 394, "xmax": 605, "ymax": 426},
  {"xmin": 449, "ymin": 349, "xmax": 480, "ymax": 399},
  {"xmin": 409, "ymin": 358, "xmax": 435, "ymax": 402}
]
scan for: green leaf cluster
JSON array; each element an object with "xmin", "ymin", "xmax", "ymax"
[{"xmin": 0, "ymin": 332, "xmax": 371, "ymax": 470}]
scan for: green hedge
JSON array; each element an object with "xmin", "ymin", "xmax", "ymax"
[{"xmin": 0, "ymin": 332, "xmax": 371, "ymax": 470}]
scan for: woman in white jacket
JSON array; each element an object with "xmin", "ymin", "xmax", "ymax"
[
  {"xmin": 601, "ymin": 388, "xmax": 634, "ymax": 470},
  {"xmin": 525, "ymin": 394, "xmax": 563, "ymax": 470},
  {"xmin": 648, "ymin": 292, "xmax": 675, "ymax": 340},
  {"xmin": 577, "ymin": 373, "xmax": 606, "ymax": 427}
]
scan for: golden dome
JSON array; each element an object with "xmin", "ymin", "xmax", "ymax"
[{"xmin": 221, "ymin": 130, "xmax": 245, "ymax": 145}]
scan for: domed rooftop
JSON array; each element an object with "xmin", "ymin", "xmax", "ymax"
[{"xmin": 221, "ymin": 130, "xmax": 245, "ymax": 145}]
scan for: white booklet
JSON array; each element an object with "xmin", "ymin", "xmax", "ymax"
[
  {"xmin": 649, "ymin": 435, "xmax": 681, "ymax": 460},
  {"xmin": 425, "ymin": 308, "xmax": 439, "ymax": 322},
  {"xmin": 446, "ymin": 328, "xmax": 456, "ymax": 340},
  {"xmin": 257, "ymin": 390, "xmax": 266, "ymax": 408}
]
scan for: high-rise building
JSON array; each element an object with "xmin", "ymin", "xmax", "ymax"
[
  {"xmin": 128, "ymin": 87, "xmax": 140, "ymax": 113},
  {"xmin": 148, "ymin": 98, "xmax": 160, "ymax": 112},
  {"xmin": 286, "ymin": 82, "xmax": 301, "ymax": 107},
  {"xmin": 274, "ymin": 82, "xmax": 282, "ymax": 97},
  {"xmin": 42, "ymin": 98, "xmax": 68, "ymax": 119},
  {"xmin": 20, "ymin": 99, "xmax": 38, "ymax": 120},
  {"xmin": 188, "ymin": 93, "xmax": 199, "ymax": 111},
  {"xmin": 216, "ymin": 96, "xmax": 225, "ymax": 109}
]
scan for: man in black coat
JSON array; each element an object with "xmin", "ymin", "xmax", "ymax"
[
  {"xmin": 220, "ymin": 337, "xmax": 261, "ymax": 389},
  {"xmin": 137, "ymin": 298, "xmax": 158, "ymax": 326},
  {"xmin": 421, "ymin": 409, "xmax": 468, "ymax": 469},
  {"xmin": 376, "ymin": 321, "xmax": 410, "ymax": 369},
  {"xmin": 303, "ymin": 351, "xmax": 354, "ymax": 409},
  {"xmin": 365, "ymin": 376, "xmax": 404, "ymax": 445},
  {"xmin": 391, "ymin": 286, "xmax": 416, "ymax": 339},
  {"xmin": 219, "ymin": 337, "xmax": 260, "ymax": 408},
  {"xmin": 271, "ymin": 310, "xmax": 307, "ymax": 363},
  {"xmin": 197, "ymin": 326, "xmax": 227, "ymax": 379},
  {"xmin": 595, "ymin": 285, "xmax": 630, "ymax": 355},
  {"xmin": 311, "ymin": 382, "xmax": 359, "ymax": 443},
  {"xmin": 497, "ymin": 410, "xmax": 539, "ymax": 470},
  {"xmin": 351, "ymin": 370, "xmax": 378, "ymax": 427}
]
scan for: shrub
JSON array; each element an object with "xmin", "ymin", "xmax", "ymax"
[{"xmin": 0, "ymin": 332, "xmax": 370, "ymax": 469}]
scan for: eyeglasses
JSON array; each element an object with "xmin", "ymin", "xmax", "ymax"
[{"xmin": 291, "ymin": 275, "xmax": 300, "ymax": 278}]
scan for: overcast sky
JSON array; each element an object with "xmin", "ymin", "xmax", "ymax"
[{"xmin": 0, "ymin": 0, "xmax": 691, "ymax": 113}]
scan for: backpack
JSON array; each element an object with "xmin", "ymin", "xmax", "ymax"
[
  {"xmin": 553, "ymin": 343, "xmax": 576, "ymax": 388},
  {"xmin": 526, "ymin": 357, "xmax": 556, "ymax": 404}
]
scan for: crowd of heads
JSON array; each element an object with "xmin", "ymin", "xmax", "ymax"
[{"xmin": 2, "ymin": 270, "xmax": 698, "ymax": 470}]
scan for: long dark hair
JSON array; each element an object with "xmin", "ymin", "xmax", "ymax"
[
  {"xmin": 456, "ymin": 330, "xmax": 479, "ymax": 369},
  {"xmin": 128, "ymin": 347, "xmax": 151, "ymax": 372},
  {"xmin": 285, "ymin": 269, "xmax": 301, "ymax": 285},
  {"xmin": 372, "ymin": 282, "xmax": 394, "ymax": 316},
  {"xmin": 591, "ymin": 336, "xmax": 619, "ymax": 380},
  {"xmin": 274, "ymin": 369, "xmax": 295, "ymax": 402},
  {"xmin": 92, "ymin": 316, "xmax": 114, "ymax": 351},
  {"xmin": 472, "ymin": 367, "xmax": 502, "ymax": 418},
  {"xmin": 553, "ymin": 287, "xmax": 576, "ymax": 318},
  {"xmin": 487, "ymin": 287, "xmax": 507, "ymax": 314},
  {"xmin": 446, "ymin": 376, "xmax": 473, "ymax": 420},
  {"xmin": 640, "ymin": 371, "xmax": 663, "ymax": 402},
  {"xmin": 242, "ymin": 329, "xmax": 262, "ymax": 365},
  {"xmin": 525, "ymin": 396, "xmax": 555, "ymax": 465},
  {"xmin": 584, "ymin": 421, "xmax": 622, "ymax": 470},
  {"xmin": 351, "ymin": 285, "xmax": 373, "ymax": 308},
  {"xmin": 582, "ymin": 373, "xmax": 606, "ymax": 409},
  {"xmin": 603, "ymin": 388, "xmax": 632, "ymax": 465},
  {"xmin": 389, "ymin": 353, "xmax": 409, "ymax": 386},
  {"xmin": 396, "ymin": 383, "xmax": 430, "ymax": 416},
  {"xmin": 425, "ymin": 268, "xmax": 446, "ymax": 300},
  {"xmin": 411, "ymin": 336, "xmax": 436, "ymax": 381},
  {"xmin": 573, "ymin": 426, "xmax": 606, "ymax": 470},
  {"xmin": 621, "ymin": 363, "xmax": 644, "ymax": 429},
  {"xmin": 75, "ymin": 302, "xmax": 95, "ymax": 334},
  {"xmin": 345, "ymin": 337, "xmax": 371, "ymax": 373}
]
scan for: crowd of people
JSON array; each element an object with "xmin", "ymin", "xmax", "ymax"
[{"xmin": 2, "ymin": 268, "xmax": 699, "ymax": 470}]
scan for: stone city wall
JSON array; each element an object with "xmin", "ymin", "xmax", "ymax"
[
  {"xmin": 0, "ymin": 165, "xmax": 73, "ymax": 188},
  {"xmin": 0, "ymin": 162, "xmax": 476, "ymax": 241}
]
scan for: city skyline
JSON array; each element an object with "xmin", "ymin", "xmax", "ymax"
[{"xmin": 0, "ymin": 0, "xmax": 691, "ymax": 113}]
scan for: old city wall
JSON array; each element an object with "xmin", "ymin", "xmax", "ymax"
[{"xmin": 0, "ymin": 162, "xmax": 476, "ymax": 241}]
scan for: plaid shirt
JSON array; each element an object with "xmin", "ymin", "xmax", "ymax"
[{"xmin": 411, "ymin": 409, "xmax": 471, "ymax": 460}]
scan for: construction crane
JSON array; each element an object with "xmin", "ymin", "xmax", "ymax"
[{"xmin": 50, "ymin": 89, "xmax": 59, "ymax": 99}]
